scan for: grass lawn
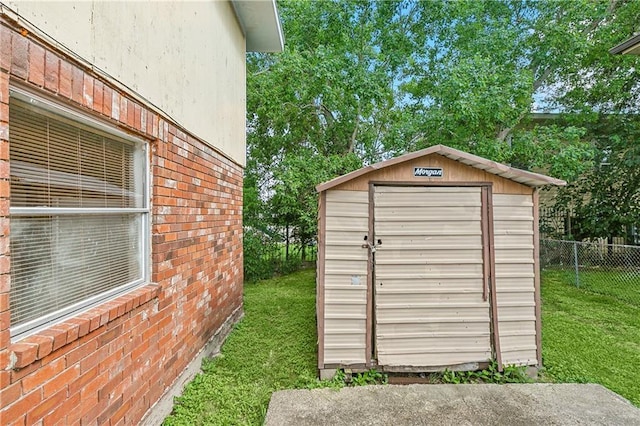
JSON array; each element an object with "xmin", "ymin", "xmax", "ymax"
[
  {"xmin": 164, "ymin": 268, "xmax": 640, "ymax": 425},
  {"xmin": 541, "ymin": 270, "xmax": 640, "ymax": 406},
  {"xmin": 163, "ymin": 269, "xmax": 322, "ymax": 425},
  {"xmin": 543, "ymin": 268, "xmax": 640, "ymax": 306}
]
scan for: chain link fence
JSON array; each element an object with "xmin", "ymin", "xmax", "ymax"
[{"xmin": 540, "ymin": 239, "xmax": 640, "ymax": 306}]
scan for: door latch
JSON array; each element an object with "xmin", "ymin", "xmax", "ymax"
[{"xmin": 362, "ymin": 235, "xmax": 382, "ymax": 252}]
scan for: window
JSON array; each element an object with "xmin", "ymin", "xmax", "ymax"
[{"xmin": 8, "ymin": 88, "xmax": 149, "ymax": 340}]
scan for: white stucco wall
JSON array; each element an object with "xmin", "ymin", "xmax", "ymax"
[{"xmin": 6, "ymin": 0, "xmax": 247, "ymax": 166}]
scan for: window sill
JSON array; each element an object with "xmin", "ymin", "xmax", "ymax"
[{"xmin": 8, "ymin": 284, "xmax": 160, "ymax": 369}]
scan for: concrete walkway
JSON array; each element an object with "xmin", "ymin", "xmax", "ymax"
[{"xmin": 265, "ymin": 384, "xmax": 640, "ymax": 425}]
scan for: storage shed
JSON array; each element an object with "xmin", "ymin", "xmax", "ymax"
[{"xmin": 315, "ymin": 145, "xmax": 566, "ymax": 378}]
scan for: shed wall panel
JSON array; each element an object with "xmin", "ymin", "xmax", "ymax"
[
  {"xmin": 334, "ymin": 155, "xmax": 534, "ymax": 195},
  {"xmin": 374, "ymin": 186, "xmax": 492, "ymax": 368},
  {"xmin": 494, "ymin": 192, "xmax": 537, "ymax": 365},
  {"xmin": 323, "ymin": 190, "xmax": 369, "ymax": 364}
]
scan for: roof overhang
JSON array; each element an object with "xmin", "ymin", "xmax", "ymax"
[
  {"xmin": 316, "ymin": 145, "xmax": 567, "ymax": 193},
  {"xmin": 609, "ymin": 33, "xmax": 640, "ymax": 55},
  {"xmin": 231, "ymin": 0, "xmax": 284, "ymax": 53}
]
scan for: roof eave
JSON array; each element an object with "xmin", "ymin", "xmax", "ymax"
[
  {"xmin": 231, "ymin": 0, "xmax": 284, "ymax": 53},
  {"xmin": 316, "ymin": 144, "xmax": 566, "ymax": 193},
  {"xmin": 609, "ymin": 33, "xmax": 640, "ymax": 55}
]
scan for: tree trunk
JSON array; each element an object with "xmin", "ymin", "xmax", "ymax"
[{"xmin": 285, "ymin": 224, "xmax": 290, "ymax": 261}]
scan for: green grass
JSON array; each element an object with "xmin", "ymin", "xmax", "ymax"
[
  {"xmin": 543, "ymin": 268, "xmax": 640, "ymax": 306},
  {"xmin": 164, "ymin": 268, "xmax": 640, "ymax": 425},
  {"xmin": 541, "ymin": 270, "xmax": 640, "ymax": 406},
  {"xmin": 163, "ymin": 269, "xmax": 323, "ymax": 425}
]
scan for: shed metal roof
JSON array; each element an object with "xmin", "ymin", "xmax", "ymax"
[
  {"xmin": 609, "ymin": 33, "xmax": 640, "ymax": 55},
  {"xmin": 316, "ymin": 144, "xmax": 567, "ymax": 193}
]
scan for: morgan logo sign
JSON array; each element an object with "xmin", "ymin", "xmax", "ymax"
[{"xmin": 414, "ymin": 167, "xmax": 443, "ymax": 177}]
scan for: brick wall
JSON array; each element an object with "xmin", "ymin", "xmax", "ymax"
[{"xmin": 0, "ymin": 20, "xmax": 244, "ymax": 425}]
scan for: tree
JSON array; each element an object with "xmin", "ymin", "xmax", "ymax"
[
  {"xmin": 243, "ymin": 0, "xmax": 640, "ymax": 277},
  {"xmin": 244, "ymin": 0, "xmax": 415, "ymax": 269},
  {"xmin": 554, "ymin": 117, "xmax": 640, "ymax": 242}
]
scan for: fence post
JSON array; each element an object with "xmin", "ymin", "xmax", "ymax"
[{"xmin": 573, "ymin": 241, "xmax": 580, "ymax": 288}]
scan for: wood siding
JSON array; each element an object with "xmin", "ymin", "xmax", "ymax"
[
  {"xmin": 323, "ymin": 190, "xmax": 369, "ymax": 364},
  {"xmin": 373, "ymin": 186, "xmax": 492, "ymax": 367},
  {"xmin": 493, "ymin": 194, "xmax": 537, "ymax": 365}
]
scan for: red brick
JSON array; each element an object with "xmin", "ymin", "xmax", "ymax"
[
  {"xmin": 126, "ymin": 100, "xmax": 135, "ymax": 127},
  {"xmin": 43, "ymin": 364, "xmax": 79, "ymax": 398},
  {"xmin": 44, "ymin": 51, "xmax": 59, "ymax": 92},
  {"xmin": 0, "ymin": 26, "xmax": 12, "ymax": 71},
  {"xmin": 66, "ymin": 338, "xmax": 98, "ymax": 367},
  {"xmin": 0, "ymin": 142, "xmax": 8, "ymax": 163},
  {"xmin": 96, "ymin": 394, "xmax": 123, "ymax": 425},
  {"xmin": 97, "ymin": 324, "xmax": 122, "ymax": 348},
  {"xmin": 110, "ymin": 397, "xmax": 131, "ymax": 425},
  {"xmin": 0, "ymin": 366, "xmax": 11, "ymax": 389},
  {"xmin": 99, "ymin": 310, "xmax": 110, "ymax": 327},
  {"xmin": 111, "ymin": 91, "xmax": 120, "ymax": 121},
  {"xmin": 0, "ymin": 72, "xmax": 8, "ymax": 105},
  {"xmin": 38, "ymin": 327, "xmax": 67, "ymax": 352},
  {"xmin": 119, "ymin": 94, "xmax": 127, "ymax": 124},
  {"xmin": 97, "ymin": 371, "xmax": 122, "ymax": 401},
  {"xmin": 11, "ymin": 342, "xmax": 38, "ymax": 368},
  {"xmin": 11, "ymin": 33, "xmax": 28, "ymax": 79},
  {"xmin": 40, "ymin": 338, "xmax": 77, "ymax": 366},
  {"xmin": 103, "ymin": 85, "xmax": 113, "ymax": 117},
  {"xmin": 94, "ymin": 80, "xmax": 104, "ymax": 114},
  {"xmin": 77, "ymin": 317, "xmax": 91, "ymax": 337},
  {"xmin": 134, "ymin": 104, "xmax": 141, "ymax": 130},
  {"xmin": 80, "ymin": 395, "xmax": 108, "ymax": 426},
  {"xmin": 0, "ymin": 381, "xmax": 21, "ymax": 407},
  {"xmin": 1, "ymin": 388, "xmax": 42, "ymax": 424},
  {"xmin": 27, "ymin": 388, "xmax": 66, "ymax": 424},
  {"xmin": 89, "ymin": 314, "xmax": 101, "ymax": 332},
  {"xmin": 43, "ymin": 390, "xmax": 80, "ymax": 426},
  {"xmin": 0, "ymin": 309, "xmax": 8, "ymax": 331},
  {"xmin": 59, "ymin": 61, "xmax": 72, "ymax": 99},
  {"xmin": 65, "ymin": 322, "xmax": 80, "ymax": 343},
  {"xmin": 68, "ymin": 365, "xmax": 99, "ymax": 396},
  {"xmin": 79, "ymin": 346, "xmax": 102, "ymax": 374},
  {"xmin": 9, "ymin": 357, "xmax": 40, "ymax": 382},
  {"xmin": 21, "ymin": 356, "xmax": 65, "ymax": 393},
  {"xmin": 71, "ymin": 66, "xmax": 84, "ymax": 105},
  {"xmin": 0, "ymin": 60, "xmax": 245, "ymax": 423},
  {"xmin": 28, "ymin": 42, "xmax": 45, "ymax": 86},
  {"xmin": 82, "ymin": 74, "xmax": 94, "ymax": 108},
  {"xmin": 30, "ymin": 334, "xmax": 54, "ymax": 359},
  {"xmin": 81, "ymin": 369, "xmax": 109, "ymax": 402}
]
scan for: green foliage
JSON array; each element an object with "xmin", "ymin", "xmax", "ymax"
[
  {"xmin": 244, "ymin": 0, "xmax": 640, "ymax": 271},
  {"xmin": 242, "ymin": 227, "xmax": 276, "ymax": 283},
  {"xmin": 334, "ymin": 369, "xmax": 388, "ymax": 387},
  {"xmin": 553, "ymin": 117, "xmax": 640, "ymax": 241},
  {"xmin": 435, "ymin": 360, "xmax": 532, "ymax": 385},
  {"xmin": 541, "ymin": 271, "xmax": 640, "ymax": 406}
]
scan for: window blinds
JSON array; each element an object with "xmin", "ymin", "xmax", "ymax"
[{"xmin": 9, "ymin": 97, "xmax": 147, "ymax": 337}]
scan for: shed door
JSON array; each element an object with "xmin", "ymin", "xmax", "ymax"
[{"xmin": 373, "ymin": 185, "xmax": 492, "ymax": 368}]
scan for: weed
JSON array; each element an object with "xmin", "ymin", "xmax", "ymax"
[
  {"xmin": 349, "ymin": 369, "xmax": 388, "ymax": 386},
  {"xmin": 436, "ymin": 360, "xmax": 531, "ymax": 385}
]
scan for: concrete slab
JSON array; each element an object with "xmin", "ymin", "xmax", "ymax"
[{"xmin": 265, "ymin": 384, "xmax": 640, "ymax": 426}]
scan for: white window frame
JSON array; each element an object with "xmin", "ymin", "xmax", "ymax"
[{"xmin": 8, "ymin": 85, "xmax": 151, "ymax": 341}]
